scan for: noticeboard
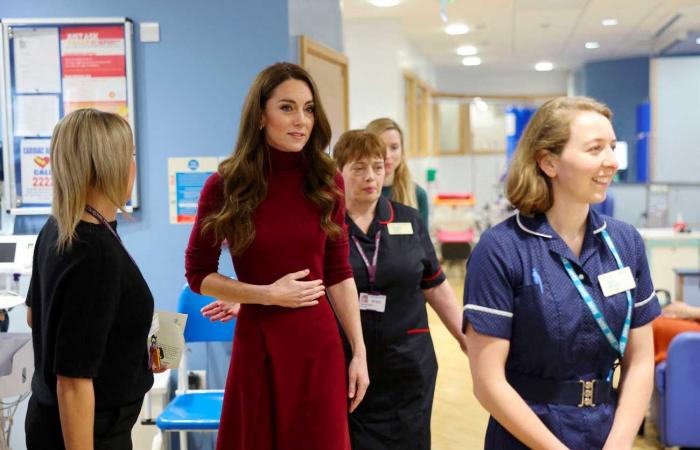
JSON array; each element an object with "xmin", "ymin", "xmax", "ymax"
[{"xmin": 0, "ymin": 18, "xmax": 137, "ymax": 215}]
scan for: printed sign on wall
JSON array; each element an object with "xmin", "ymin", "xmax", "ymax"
[
  {"xmin": 168, "ymin": 157, "xmax": 219, "ymax": 224},
  {"xmin": 20, "ymin": 139, "xmax": 52, "ymax": 204},
  {"xmin": 60, "ymin": 26, "xmax": 128, "ymax": 118}
]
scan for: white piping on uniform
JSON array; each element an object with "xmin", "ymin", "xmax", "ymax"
[
  {"xmin": 634, "ymin": 291, "xmax": 656, "ymax": 308},
  {"xmin": 516, "ymin": 212, "xmax": 552, "ymax": 239},
  {"xmin": 593, "ymin": 221, "xmax": 608, "ymax": 234},
  {"xmin": 464, "ymin": 304, "xmax": 514, "ymax": 318}
]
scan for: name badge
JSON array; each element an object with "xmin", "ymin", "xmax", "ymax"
[
  {"xmin": 359, "ymin": 292, "xmax": 387, "ymax": 313},
  {"xmin": 387, "ymin": 222, "xmax": 413, "ymax": 235},
  {"xmin": 598, "ymin": 266, "xmax": 636, "ymax": 297}
]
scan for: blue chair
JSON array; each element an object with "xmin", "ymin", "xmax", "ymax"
[
  {"xmin": 651, "ymin": 332, "xmax": 700, "ymax": 448},
  {"xmin": 152, "ymin": 284, "xmax": 235, "ymax": 450}
]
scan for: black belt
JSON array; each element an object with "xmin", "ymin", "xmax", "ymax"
[{"xmin": 507, "ymin": 372, "xmax": 615, "ymax": 407}]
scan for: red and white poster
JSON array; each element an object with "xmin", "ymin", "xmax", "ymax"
[{"xmin": 60, "ymin": 26, "xmax": 128, "ymax": 118}]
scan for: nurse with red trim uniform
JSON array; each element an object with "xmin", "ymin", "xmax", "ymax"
[{"xmin": 332, "ymin": 130, "xmax": 467, "ymax": 450}]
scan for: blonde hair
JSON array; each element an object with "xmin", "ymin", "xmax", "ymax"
[
  {"xmin": 366, "ymin": 117, "xmax": 417, "ymax": 208},
  {"xmin": 50, "ymin": 108, "xmax": 134, "ymax": 250},
  {"xmin": 506, "ymin": 96, "xmax": 612, "ymax": 215},
  {"xmin": 332, "ymin": 130, "xmax": 386, "ymax": 170}
]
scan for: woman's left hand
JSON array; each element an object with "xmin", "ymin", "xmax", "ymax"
[
  {"xmin": 347, "ymin": 352, "xmax": 369, "ymax": 413},
  {"xmin": 663, "ymin": 301, "xmax": 699, "ymax": 320},
  {"xmin": 151, "ymin": 362, "xmax": 169, "ymax": 374},
  {"xmin": 201, "ymin": 300, "xmax": 240, "ymax": 322}
]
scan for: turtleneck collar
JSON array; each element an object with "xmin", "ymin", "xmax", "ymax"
[{"xmin": 267, "ymin": 145, "xmax": 303, "ymax": 171}]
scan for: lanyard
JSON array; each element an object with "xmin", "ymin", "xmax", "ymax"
[
  {"xmin": 559, "ymin": 229, "xmax": 633, "ymax": 381},
  {"xmin": 351, "ymin": 230, "xmax": 381, "ymax": 288},
  {"xmin": 84, "ymin": 205, "xmax": 136, "ymax": 266}
]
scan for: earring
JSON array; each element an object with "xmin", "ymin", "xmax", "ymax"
[{"xmin": 259, "ymin": 123, "xmax": 264, "ymax": 130}]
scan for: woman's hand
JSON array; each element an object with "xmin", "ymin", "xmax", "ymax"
[
  {"xmin": 663, "ymin": 301, "xmax": 700, "ymax": 320},
  {"xmin": 201, "ymin": 300, "xmax": 240, "ymax": 322},
  {"xmin": 266, "ymin": 269, "xmax": 325, "ymax": 308},
  {"xmin": 151, "ymin": 362, "xmax": 170, "ymax": 374},
  {"xmin": 347, "ymin": 351, "xmax": 369, "ymax": 413}
]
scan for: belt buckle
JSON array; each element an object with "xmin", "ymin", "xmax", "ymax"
[{"xmin": 578, "ymin": 380, "xmax": 596, "ymax": 407}]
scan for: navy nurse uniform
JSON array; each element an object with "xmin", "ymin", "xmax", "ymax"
[
  {"xmin": 463, "ymin": 209, "xmax": 660, "ymax": 450},
  {"xmin": 346, "ymin": 197, "xmax": 445, "ymax": 450}
]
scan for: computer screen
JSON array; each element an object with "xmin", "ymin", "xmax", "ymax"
[{"xmin": 0, "ymin": 243, "xmax": 16, "ymax": 263}]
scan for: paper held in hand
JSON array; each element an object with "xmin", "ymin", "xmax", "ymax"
[{"xmin": 147, "ymin": 311, "xmax": 188, "ymax": 370}]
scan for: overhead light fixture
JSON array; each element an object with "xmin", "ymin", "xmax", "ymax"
[
  {"xmin": 445, "ymin": 23, "xmax": 469, "ymax": 35},
  {"xmin": 456, "ymin": 45, "xmax": 478, "ymax": 56},
  {"xmin": 535, "ymin": 61, "xmax": 554, "ymax": 71},
  {"xmin": 585, "ymin": 41, "xmax": 600, "ymax": 49},
  {"xmin": 696, "ymin": 37, "xmax": 700, "ymax": 45},
  {"xmin": 462, "ymin": 56, "xmax": 481, "ymax": 66},
  {"xmin": 602, "ymin": 18, "xmax": 618, "ymax": 26},
  {"xmin": 368, "ymin": 0, "xmax": 401, "ymax": 6}
]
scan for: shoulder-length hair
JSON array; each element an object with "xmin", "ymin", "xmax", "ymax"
[
  {"xmin": 366, "ymin": 117, "xmax": 417, "ymax": 208},
  {"xmin": 203, "ymin": 62, "xmax": 341, "ymax": 255},
  {"xmin": 506, "ymin": 96, "xmax": 612, "ymax": 215},
  {"xmin": 50, "ymin": 108, "xmax": 134, "ymax": 251}
]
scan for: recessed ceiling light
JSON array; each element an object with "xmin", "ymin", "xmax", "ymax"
[
  {"xmin": 462, "ymin": 56, "xmax": 481, "ymax": 66},
  {"xmin": 445, "ymin": 23, "xmax": 469, "ymax": 35},
  {"xmin": 535, "ymin": 61, "xmax": 554, "ymax": 71},
  {"xmin": 602, "ymin": 18, "xmax": 618, "ymax": 26},
  {"xmin": 368, "ymin": 0, "xmax": 401, "ymax": 6},
  {"xmin": 456, "ymin": 45, "xmax": 478, "ymax": 56},
  {"xmin": 585, "ymin": 41, "xmax": 600, "ymax": 49}
]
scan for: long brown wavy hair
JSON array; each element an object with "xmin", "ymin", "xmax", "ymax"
[{"xmin": 203, "ymin": 62, "xmax": 342, "ymax": 255}]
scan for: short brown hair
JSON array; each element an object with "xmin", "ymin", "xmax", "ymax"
[
  {"xmin": 506, "ymin": 96, "xmax": 613, "ymax": 215},
  {"xmin": 332, "ymin": 130, "xmax": 386, "ymax": 170}
]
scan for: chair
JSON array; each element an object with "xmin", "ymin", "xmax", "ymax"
[
  {"xmin": 651, "ymin": 331, "xmax": 700, "ymax": 448},
  {"xmin": 150, "ymin": 284, "xmax": 235, "ymax": 450}
]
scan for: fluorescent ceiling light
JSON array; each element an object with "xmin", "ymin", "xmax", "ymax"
[
  {"xmin": 585, "ymin": 41, "xmax": 600, "ymax": 49},
  {"xmin": 368, "ymin": 0, "xmax": 401, "ymax": 6},
  {"xmin": 445, "ymin": 23, "xmax": 469, "ymax": 35},
  {"xmin": 462, "ymin": 56, "xmax": 481, "ymax": 66},
  {"xmin": 602, "ymin": 18, "xmax": 618, "ymax": 26},
  {"xmin": 535, "ymin": 61, "xmax": 554, "ymax": 71},
  {"xmin": 456, "ymin": 45, "xmax": 478, "ymax": 56}
]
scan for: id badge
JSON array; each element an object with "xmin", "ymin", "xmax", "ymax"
[
  {"xmin": 359, "ymin": 292, "xmax": 387, "ymax": 313},
  {"xmin": 598, "ymin": 266, "xmax": 636, "ymax": 297},
  {"xmin": 387, "ymin": 222, "xmax": 413, "ymax": 235}
]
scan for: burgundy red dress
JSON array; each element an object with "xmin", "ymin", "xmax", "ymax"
[{"xmin": 185, "ymin": 147, "xmax": 353, "ymax": 450}]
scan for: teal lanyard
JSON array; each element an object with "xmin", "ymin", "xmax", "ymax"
[{"xmin": 559, "ymin": 230, "xmax": 633, "ymax": 382}]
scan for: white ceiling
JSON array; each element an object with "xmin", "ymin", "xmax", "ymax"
[{"xmin": 342, "ymin": 0, "xmax": 700, "ymax": 72}]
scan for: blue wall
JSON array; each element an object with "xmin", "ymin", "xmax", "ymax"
[
  {"xmin": 583, "ymin": 57, "xmax": 649, "ymax": 182},
  {"xmin": 288, "ymin": 0, "xmax": 344, "ymax": 60},
  {"xmin": 1, "ymin": 1, "xmax": 290, "ymax": 448},
  {"xmin": 2, "ymin": 1, "xmax": 347, "ymax": 447},
  {"xmin": 1, "ymin": 0, "xmax": 290, "ymax": 310}
]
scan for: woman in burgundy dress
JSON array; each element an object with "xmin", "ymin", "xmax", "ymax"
[{"xmin": 185, "ymin": 62, "xmax": 369, "ymax": 450}]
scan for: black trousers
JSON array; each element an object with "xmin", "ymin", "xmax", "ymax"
[{"xmin": 25, "ymin": 395, "xmax": 143, "ymax": 450}]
